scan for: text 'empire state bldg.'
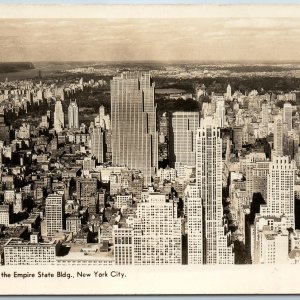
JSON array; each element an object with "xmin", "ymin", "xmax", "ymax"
[{"xmin": 111, "ymin": 72, "xmax": 158, "ymax": 186}]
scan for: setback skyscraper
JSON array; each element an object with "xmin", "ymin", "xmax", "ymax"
[
  {"xmin": 261, "ymin": 155, "xmax": 296, "ymax": 228},
  {"xmin": 90, "ymin": 126, "xmax": 104, "ymax": 163},
  {"xmin": 110, "ymin": 72, "xmax": 158, "ymax": 186},
  {"xmin": 273, "ymin": 113, "xmax": 284, "ymax": 157},
  {"xmin": 45, "ymin": 194, "xmax": 64, "ymax": 238},
  {"xmin": 169, "ymin": 111, "xmax": 199, "ymax": 168},
  {"xmin": 68, "ymin": 99, "xmax": 79, "ymax": 129},
  {"xmin": 54, "ymin": 100, "xmax": 64, "ymax": 133},
  {"xmin": 113, "ymin": 192, "xmax": 182, "ymax": 265},
  {"xmin": 283, "ymin": 102, "xmax": 293, "ymax": 132},
  {"xmin": 195, "ymin": 116, "xmax": 234, "ymax": 264}
]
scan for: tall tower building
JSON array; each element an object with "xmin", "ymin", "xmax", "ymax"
[
  {"xmin": 0, "ymin": 109, "xmax": 10, "ymax": 145},
  {"xmin": 95, "ymin": 105, "xmax": 110, "ymax": 130},
  {"xmin": 185, "ymin": 183, "xmax": 203, "ymax": 264},
  {"xmin": 113, "ymin": 193, "xmax": 182, "ymax": 265},
  {"xmin": 215, "ymin": 100, "xmax": 226, "ymax": 128},
  {"xmin": 169, "ymin": 111, "xmax": 199, "ymax": 168},
  {"xmin": 68, "ymin": 100, "xmax": 79, "ymax": 129},
  {"xmin": 54, "ymin": 100, "xmax": 64, "ymax": 133},
  {"xmin": 261, "ymin": 101, "xmax": 269, "ymax": 126},
  {"xmin": 90, "ymin": 126, "xmax": 104, "ymax": 163},
  {"xmin": 195, "ymin": 116, "xmax": 234, "ymax": 264},
  {"xmin": 285, "ymin": 130, "xmax": 299, "ymax": 159},
  {"xmin": 111, "ymin": 72, "xmax": 158, "ymax": 186},
  {"xmin": 283, "ymin": 102, "xmax": 293, "ymax": 131},
  {"xmin": 261, "ymin": 156, "xmax": 296, "ymax": 228},
  {"xmin": 252, "ymin": 215, "xmax": 290, "ymax": 264},
  {"xmin": 45, "ymin": 194, "xmax": 64, "ymax": 238},
  {"xmin": 226, "ymin": 84, "xmax": 232, "ymax": 99},
  {"xmin": 273, "ymin": 113, "xmax": 284, "ymax": 157},
  {"xmin": 261, "ymin": 101, "xmax": 269, "ymax": 137},
  {"xmin": 134, "ymin": 193, "xmax": 182, "ymax": 265}
]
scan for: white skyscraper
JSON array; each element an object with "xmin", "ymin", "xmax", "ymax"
[
  {"xmin": 135, "ymin": 193, "xmax": 182, "ymax": 265},
  {"xmin": 95, "ymin": 105, "xmax": 110, "ymax": 130},
  {"xmin": 283, "ymin": 102, "xmax": 293, "ymax": 131},
  {"xmin": 252, "ymin": 215, "xmax": 290, "ymax": 264},
  {"xmin": 185, "ymin": 183, "xmax": 203, "ymax": 264},
  {"xmin": 273, "ymin": 113, "xmax": 284, "ymax": 157},
  {"xmin": 195, "ymin": 116, "xmax": 234, "ymax": 264},
  {"xmin": 170, "ymin": 111, "xmax": 199, "ymax": 167},
  {"xmin": 68, "ymin": 100, "xmax": 79, "ymax": 129},
  {"xmin": 261, "ymin": 155, "xmax": 296, "ymax": 228},
  {"xmin": 90, "ymin": 126, "xmax": 104, "ymax": 163},
  {"xmin": 261, "ymin": 101, "xmax": 269, "ymax": 137},
  {"xmin": 113, "ymin": 193, "xmax": 182, "ymax": 265},
  {"xmin": 45, "ymin": 194, "xmax": 64, "ymax": 238},
  {"xmin": 215, "ymin": 100, "xmax": 226, "ymax": 128},
  {"xmin": 111, "ymin": 72, "xmax": 158, "ymax": 186},
  {"xmin": 226, "ymin": 84, "xmax": 232, "ymax": 99},
  {"xmin": 54, "ymin": 100, "xmax": 64, "ymax": 133}
]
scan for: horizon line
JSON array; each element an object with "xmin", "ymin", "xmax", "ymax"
[{"xmin": 2, "ymin": 59, "xmax": 300, "ymax": 64}]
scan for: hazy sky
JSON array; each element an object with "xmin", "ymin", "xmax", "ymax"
[{"xmin": 1, "ymin": 18, "xmax": 300, "ymax": 62}]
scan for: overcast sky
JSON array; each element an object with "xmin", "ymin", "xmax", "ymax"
[{"xmin": 0, "ymin": 18, "xmax": 300, "ymax": 62}]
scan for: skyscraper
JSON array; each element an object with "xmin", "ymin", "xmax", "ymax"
[
  {"xmin": 111, "ymin": 72, "xmax": 158, "ymax": 186},
  {"xmin": 283, "ymin": 102, "xmax": 293, "ymax": 131},
  {"xmin": 252, "ymin": 215, "xmax": 290, "ymax": 264},
  {"xmin": 273, "ymin": 113, "xmax": 283, "ymax": 157},
  {"xmin": 113, "ymin": 193, "xmax": 182, "ymax": 265},
  {"xmin": 261, "ymin": 155, "xmax": 296, "ymax": 228},
  {"xmin": 226, "ymin": 84, "xmax": 232, "ymax": 99},
  {"xmin": 68, "ymin": 100, "xmax": 79, "ymax": 129},
  {"xmin": 169, "ymin": 111, "xmax": 199, "ymax": 168},
  {"xmin": 215, "ymin": 99, "xmax": 226, "ymax": 128},
  {"xmin": 45, "ymin": 194, "xmax": 64, "ymax": 238},
  {"xmin": 94, "ymin": 105, "xmax": 110, "ymax": 130},
  {"xmin": 185, "ymin": 183, "xmax": 203, "ymax": 264},
  {"xmin": 134, "ymin": 193, "xmax": 182, "ymax": 265},
  {"xmin": 54, "ymin": 100, "xmax": 64, "ymax": 133},
  {"xmin": 0, "ymin": 107, "xmax": 10, "ymax": 145},
  {"xmin": 261, "ymin": 101, "xmax": 269, "ymax": 137},
  {"xmin": 195, "ymin": 116, "xmax": 234, "ymax": 264},
  {"xmin": 90, "ymin": 126, "xmax": 104, "ymax": 163}
]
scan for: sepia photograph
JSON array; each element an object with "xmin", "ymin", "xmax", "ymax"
[{"xmin": 1, "ymin": 3, "xmax": 300, "ymax": 295}]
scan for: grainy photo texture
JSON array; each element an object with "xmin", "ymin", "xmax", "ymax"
[{"xmin": 0, "ymin": 4, "xmax": 300, "ymax": 295}]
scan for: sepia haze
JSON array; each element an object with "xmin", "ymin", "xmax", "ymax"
[{"xmin": 0, "ymin": 18, "xmax": 300, "ymax": 62}]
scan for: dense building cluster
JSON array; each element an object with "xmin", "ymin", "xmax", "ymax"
[{"xmin": 0, "ymin": 71, "xmax": 300, "ymax": 266}]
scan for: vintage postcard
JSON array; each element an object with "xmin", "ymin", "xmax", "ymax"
[{"xmin": 1, "ymin": 3, "xmax": 300, "ymax": 295}]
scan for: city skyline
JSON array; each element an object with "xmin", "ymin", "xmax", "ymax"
[
  {"xmin": 2, "ymin": 4, "xmax": 300, "ymax": 295},
  {"xmin": 1, "ymin": 68, "xmax": 300, "ymax": 271}
]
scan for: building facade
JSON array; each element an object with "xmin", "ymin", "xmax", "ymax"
[
  {"xmin": 261, "ymin": 156, "xmax": 296, "ymax": 228},
  {"xmin": 113, "ymin": 193, "xmax": 182, "ymax": 265},
  {"xmin": 169, "ymin": 111, "xmax": 199, "ymax": 168},
  {"xmin": 283, "ymin": 102, "xmax": 293, "ymax": 132},
  {"xmin": 54, "ymin": 100, "xmax": 64, "ymax": 133},
  {"xmin": 111, "ymin": 72, "xmax": 158, "ymax": 186},
  {"xmin": 196, "ymin": 117, "xmax": 234, "ymax": 264},
  {"xmin": 273, "ymin": 113, "xmax": 284, "ymax": 157},
  {"xmin": 185, "ymin": 184, "xmax": 203, "ymax": 264},
  {"xmin": 68, "ymin": 100, "xmax": 79, "ymax": 129},
  {"xmin": 90, "ymin": 127, "xmax": 104, "ymax": 164},
  {"xmin": 4, "ymin": 238, "xmax": 60, "ymax": 265},
  {"xmin": 45, "ymin": 194, "xmax": 64, "ymax": 238}
]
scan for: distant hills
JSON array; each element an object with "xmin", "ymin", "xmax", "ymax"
[{"xmin": 0, "ymin": 62, "xmax": 34, "ymax": 74}]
